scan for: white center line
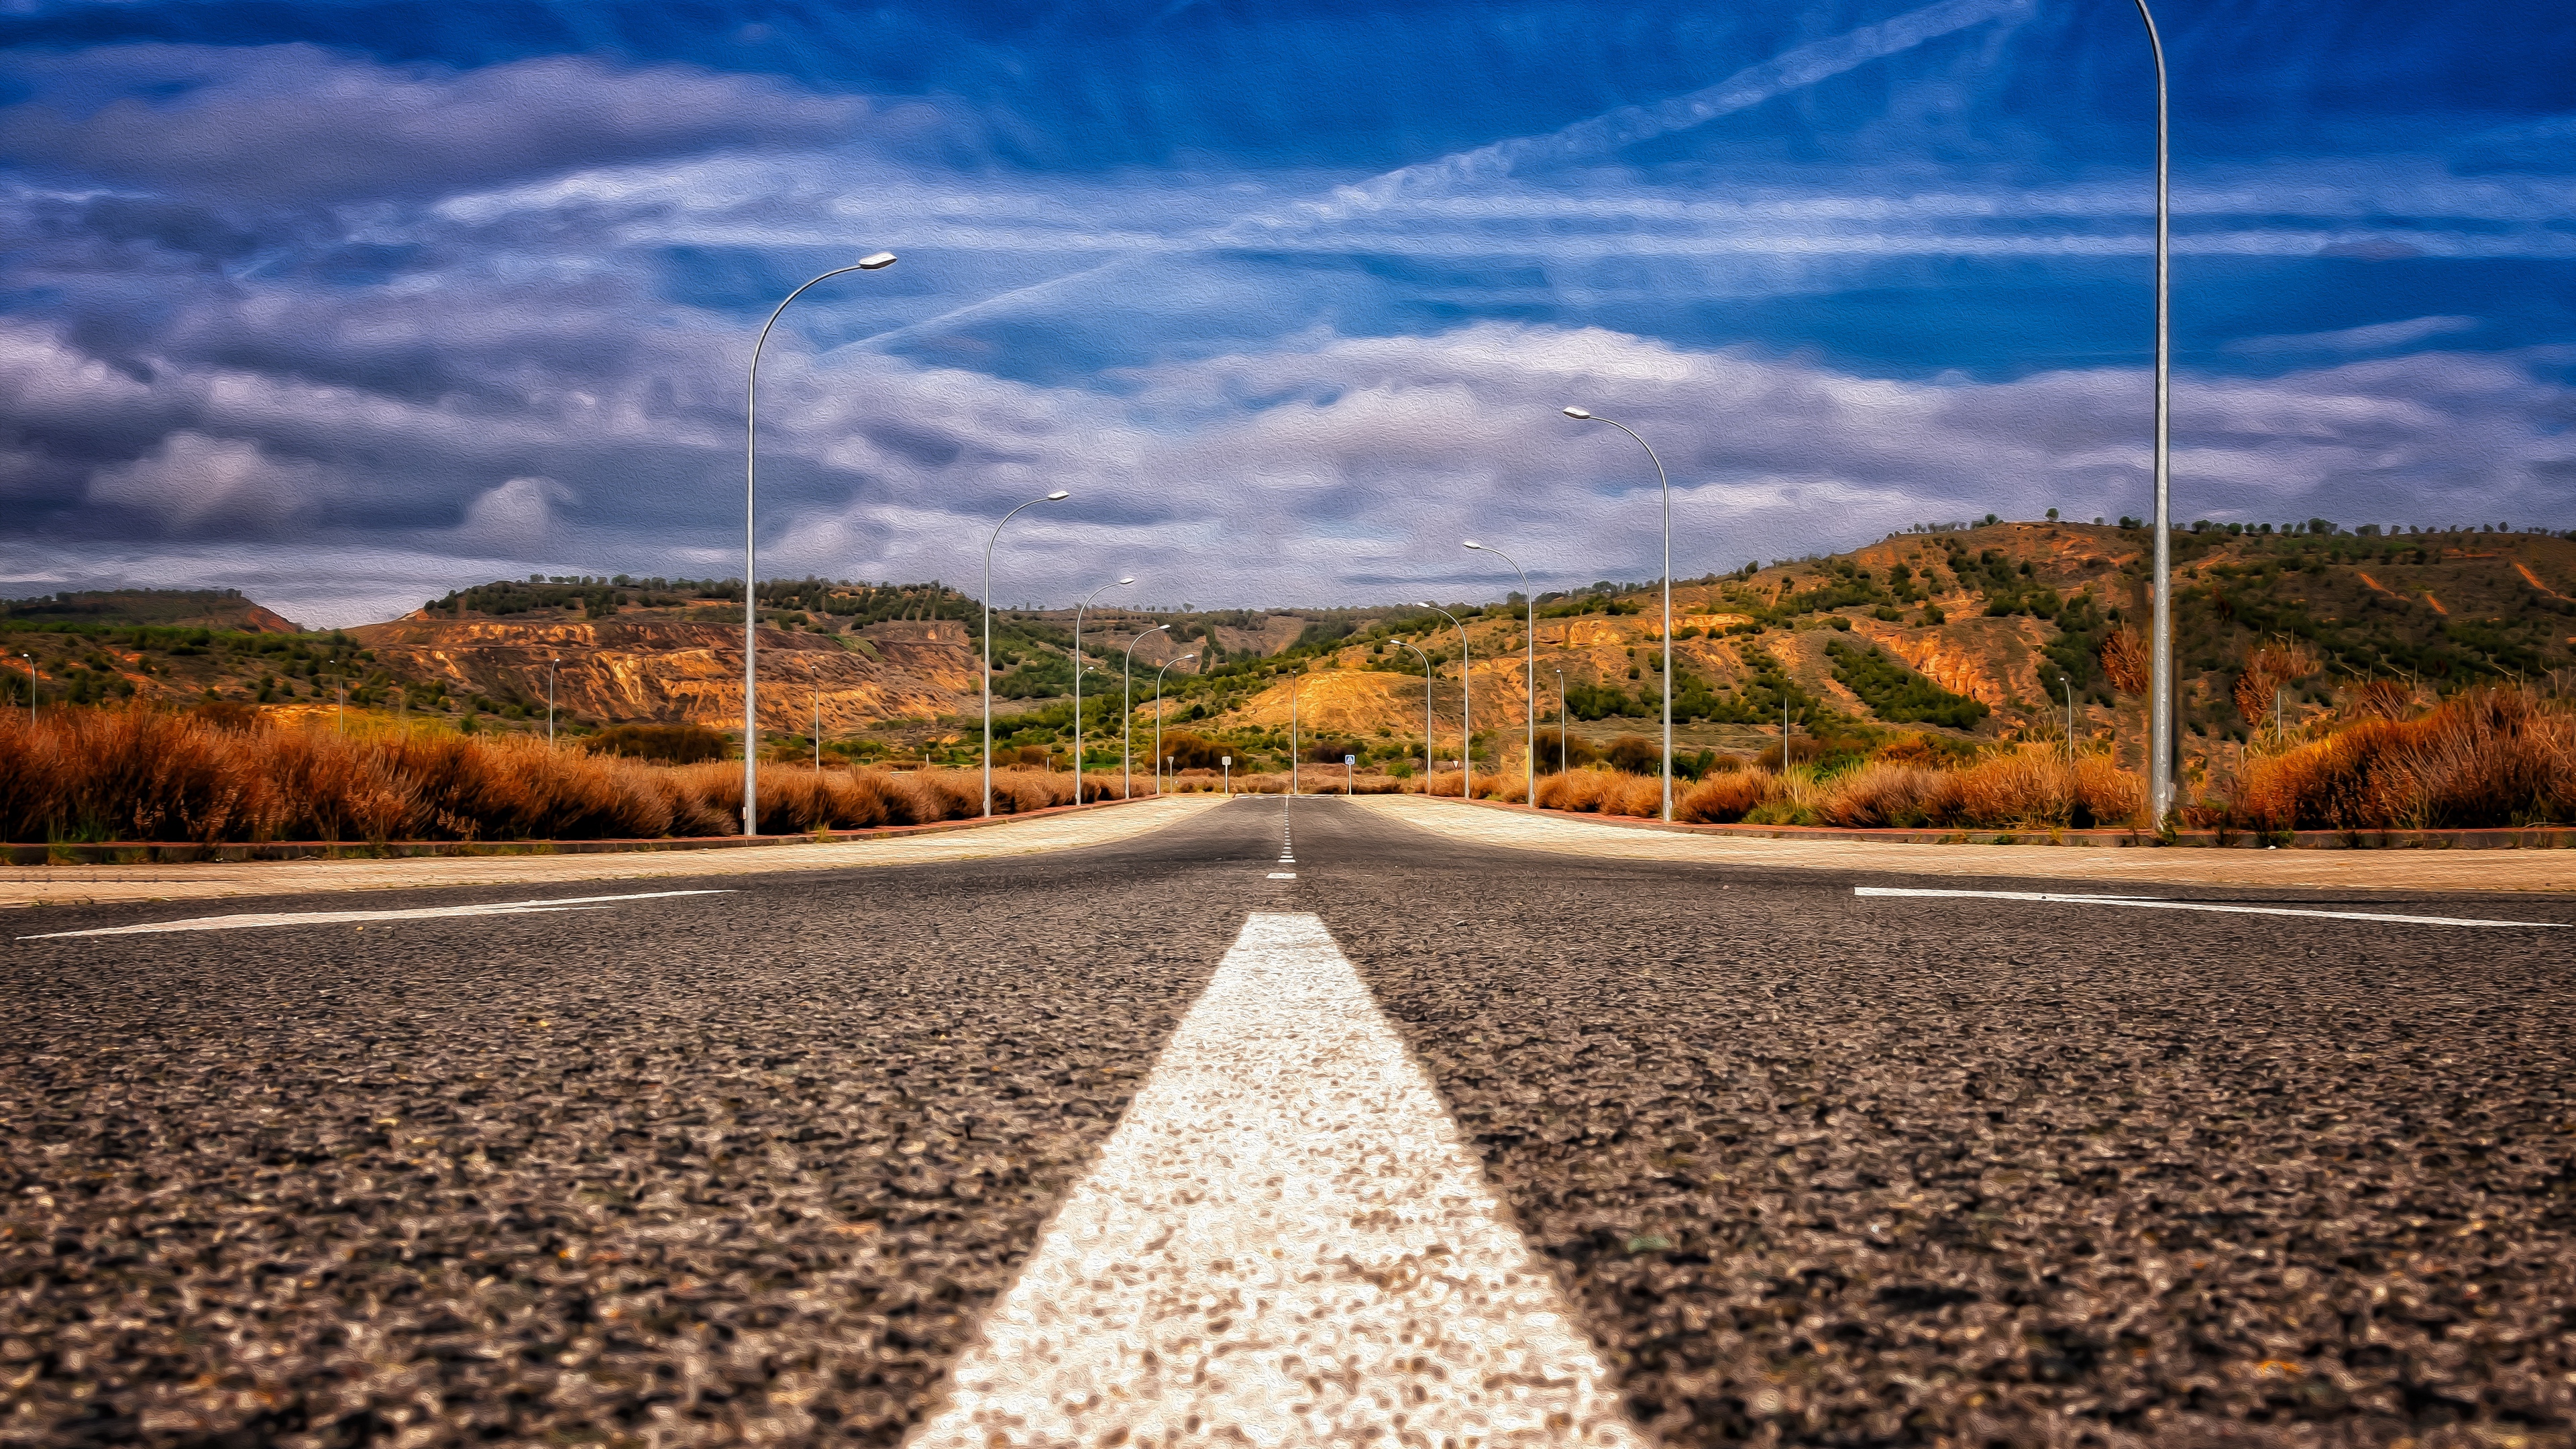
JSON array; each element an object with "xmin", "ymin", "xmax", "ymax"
[
  {"xmin": 17, "ymin": 889, "xmax": 735, "ymax": 939},
  {"xmin": 1854, "ymin": 885, "xmax": 2564, "ymax": 929},
  {"xmin": 907, "ymin": 912, "xmax": 1646, "ymax": 1448}
]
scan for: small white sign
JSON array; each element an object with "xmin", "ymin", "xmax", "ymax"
[
  {"xmin": 1344, "ymin": 754, "xmax": 1356, "ymax": 765},
  {"xmin": 1222, "ymin": 755, "xmax": 1232, "ymax": 765}
]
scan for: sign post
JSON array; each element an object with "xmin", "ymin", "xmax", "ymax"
[
  {"xmin": 1222, "ymin": 755, "xmax": 1231, "ymax": 797},
  {"xmin": 1344, "ymin": 753, "xmax": 1355, "ymax": 796}
]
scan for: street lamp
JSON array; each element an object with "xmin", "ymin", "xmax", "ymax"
[
  {"xmin": 806, "ymin": 651, "xmax": 822, "ymax": 769},
  {"xmin": 1396, "ymin": 639, "xmax": 1432, "ymax": 782},
  {"xmin": 2134, "ymin": 0, "xmax": 2178, "ymax": 827},
  {"xmin": 1122, "ymin": 623, "xmax": 1170, "ymax": 800},
  {"xmin": 1073, "ymin": 576, "xmax": 1134, "ymax": 802},
  {"xmin": 741, "ymin": 250, "xmax": 896, "ymax": 837},
  {"xmin": 547, "ymin": 654, "xmax": 559, "ymax": 746},
  {"xmin": 1464, "ymin": 539, "xmax": 1538, "ymax": 806},
  {"xmin": 1288, "ymin": 663, "xmax": 1305, "ymax": 796},
  {"xmin": 1153, "ymin": 652, "xmax": 1197, "ymax": 796},
  {"xmin": 1561, "ymin": 406, "xmax": 1677, "ymax": 821},
  {"xmin": 983, "ymin": 490, "xmax": 1071, "ymax": 816},
  {"xmin": 1418, "ymin": 604, "xmax": 1468, "ymax": 799},
  {"xmin": 1556, "ymin": 669, "xmax": 1566, "ymax": 775}
]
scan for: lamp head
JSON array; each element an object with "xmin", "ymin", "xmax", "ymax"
[
  {"xmin": 1417, "ymin": 600, "xmax": 1436, "ymax": 608},
  {"xmin": 1045, "ymin": 489, "xmax": 1070, "ymax": 500},
  {"xmin": 857, "ymin": 252, "xmax": 898, "ymax": 270},
  {"xmin": 1155, "ymin": 623, "xmax": 1171, "ymax": 632},
  {"xmin": 1561, "ymin": 406, "xmax": 1592, "ymax": 420},
  {"xmin": 1117, "ymin": 575, "xmax": 1135, "ymax": 585},
  {"xmin": 1463, "ymin": 539, "xmax": 1483, "ymax": 550}
]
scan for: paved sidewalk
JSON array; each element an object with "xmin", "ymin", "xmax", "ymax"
[
  {"xmin": 1355, "ymin": 795, "xmax": 2576, "ymax": 894},
  {"xmin": 1, "ymin": 796, "xmax": 1225, "ymax": 908}
]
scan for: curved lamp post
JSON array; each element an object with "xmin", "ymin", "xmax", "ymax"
[
  {"xmin": 1418, "ymin": 603, "xmax": 1468, "ymax": 800},
  {"xmin": 741, "ymin": 250, "xmax": 896, "ymax": 835},
  {"xmin": 1122, "ymin": 623, "xmax": 1171, "ymax": 800},
  {"xmin": 1396, "ymin": 639, "xmax": 1432, "ymax": 781},
  {"xmin": 1464, "ymin": 539, "xmax": 1537, "ymax": 806},
  {"xmin": 1073, "ymin": 575, "xmax": 1134, "ymax": 802},
  {"xmin": 1560, "ymin": 407, "xmax": 1676, "ymax": 821},
  {"xmin": 983, "ymin": 490, "xmax": 1071, "ymax": 816},
  {"xmin": 1153, "ymin": 652, "xmax": 1197, "ymax": 795},
  {"xmin": 2135, "ymin": 0, "xmax": 2176, "ymax": 827}
]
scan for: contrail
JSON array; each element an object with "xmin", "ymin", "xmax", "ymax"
[
  {"xmin": 1282, "ymin": 0, "xmax": 2034, "ymax": 225},
  {"xmin": 850, "ymin": 0, "xmax": 2030, "ymax": 353}
]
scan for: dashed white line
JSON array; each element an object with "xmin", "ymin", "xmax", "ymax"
[
  {"xmin": 906, "ymin": 912, "xmax": 1646, "ymax": 1448},
  {"xmin": 17, "ymin": 889, "xmax": 735, "ymax": 939},
  {"xmin": 1854, "ymin": 885, "xmax": 2563, "ymax": 929}
]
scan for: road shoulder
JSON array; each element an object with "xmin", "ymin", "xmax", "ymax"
[
  {"xmin": 3, "ymin": 794, "xmax": 1226, "ymax": 908},
  {"xmin": 1352, "ymin": 794, "xmax": 2576, "ymax": 893}
]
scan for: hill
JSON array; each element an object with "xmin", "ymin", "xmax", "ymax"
[
  {"xmin": 0, "ymin": 588, "xmax": 299, "ymax": 633},
  {"xmin": 8, "ymin": 524, "xmax": 2568, "ymax": 780}
]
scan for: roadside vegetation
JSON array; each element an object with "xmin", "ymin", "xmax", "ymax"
[
  {"xmin": 0, "ymin": 706, "xmax": 1112, "ymax": 844},
  {"xmin": 1501, "ymin": 686, "xmax": 2574, "ymax": 833}
]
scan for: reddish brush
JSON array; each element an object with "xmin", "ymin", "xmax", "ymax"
[
  {"xmin": 2231, "ymin": 686, "xmax": 2575, "ymax": 830},
  {"xmin": 0, "ymin": 707, "xmax": 1117, "ymax": 842},
  {"xmin": 1677, "ymin": 771, "xmax": 1775, "ymax": 824},
  {"xmin": 1813, "ymin": 761, "xmax": 1944, "ymax": 828},
  {"xmin": 1536, "ymin": 769, "xmax": 1615, "ymax": 813}
]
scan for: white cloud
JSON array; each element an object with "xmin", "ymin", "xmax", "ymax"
[{"xmin": 85, "ymin": 431, "xmax": 331, "ymax": 533}]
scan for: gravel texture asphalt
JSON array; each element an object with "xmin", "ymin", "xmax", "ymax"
[{"xmin": 5, "ymin": 795, "xmax": 2572, "ymax": 1448}]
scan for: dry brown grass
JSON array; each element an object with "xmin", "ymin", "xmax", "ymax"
[
  {"xmin": 2222, "ymin": 686, "xmax": 2575, "ymax": 831},
  {"xmin": 0, "ymin": 706, "xmax": 1117, "ymax": 842},
  {"xmin": 1678, "ymin": 769, "xmax": 1778, "ymax": 824}
]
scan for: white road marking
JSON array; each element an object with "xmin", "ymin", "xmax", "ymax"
[
  {"xmin": 18, "ymin": 889, "xmax": 735, "ymax": 940},
  {"xmin": 908, "ymin": 912, "xmax": 1646, "ymax": 1448},
  {"xmin": 1854, "ymin": 885, "xmax": 2563, "ymax": 929},
  {"xmin": 1268, "ymin": 871, "xmax": 1297, "ymax": 879}
]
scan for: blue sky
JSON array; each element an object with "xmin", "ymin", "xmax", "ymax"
[{"xmin": 1, "ymin": 0, "xmax": 2570, "ymax": 624}]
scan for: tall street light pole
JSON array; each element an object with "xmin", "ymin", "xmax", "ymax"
[
  {"xmin": 1464, "ymin": 539, "xmax": 1537, "ymax": 806},
  {"xmin": 547, "ymin": 654, "xmax": 559, "ymax": 746},
  {"xmin": 983, "ymin": 490, "xmax": 1071, "ymax": 816},
  {"xmin": 1397, "ymin": 639, "xmax": 1432, "ymax": 781},
  {"xmin": 1122, "ymin": 623, "xmax": 1169, "ymax": 801},
  {"xmin": 2135, "ymin": 0, "xmax": 2177, "ymax": 827},
  {"xmin": 1154, "ymin": 653, "xmax": 1196, "ymax": 796},
  {"xmin": 1561, "ymin": 407, "xmax": 1676, "ymax": 822},
  {"xmin": 1289, "ymin": 664, "xmax": 1303, "ymax": 796},
  {"xmin": 741, "ymin": 250, "xmax": 896, "ymax": 837},
  {"xmin": 1073, "ymin": 576, "xmax": 1134, "ymax": 802},
  {"xmin": 1419, "ymin": 604, "xmax": 1468, "ymax": 800},
  {"xmin": 808, "ymin": 653, "xmax": 821, "ymax": 769}
]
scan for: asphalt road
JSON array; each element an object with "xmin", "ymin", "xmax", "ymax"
[{"xmin": 5, "ymin": 798, "xmax": 2571, "ymax": 1447}]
